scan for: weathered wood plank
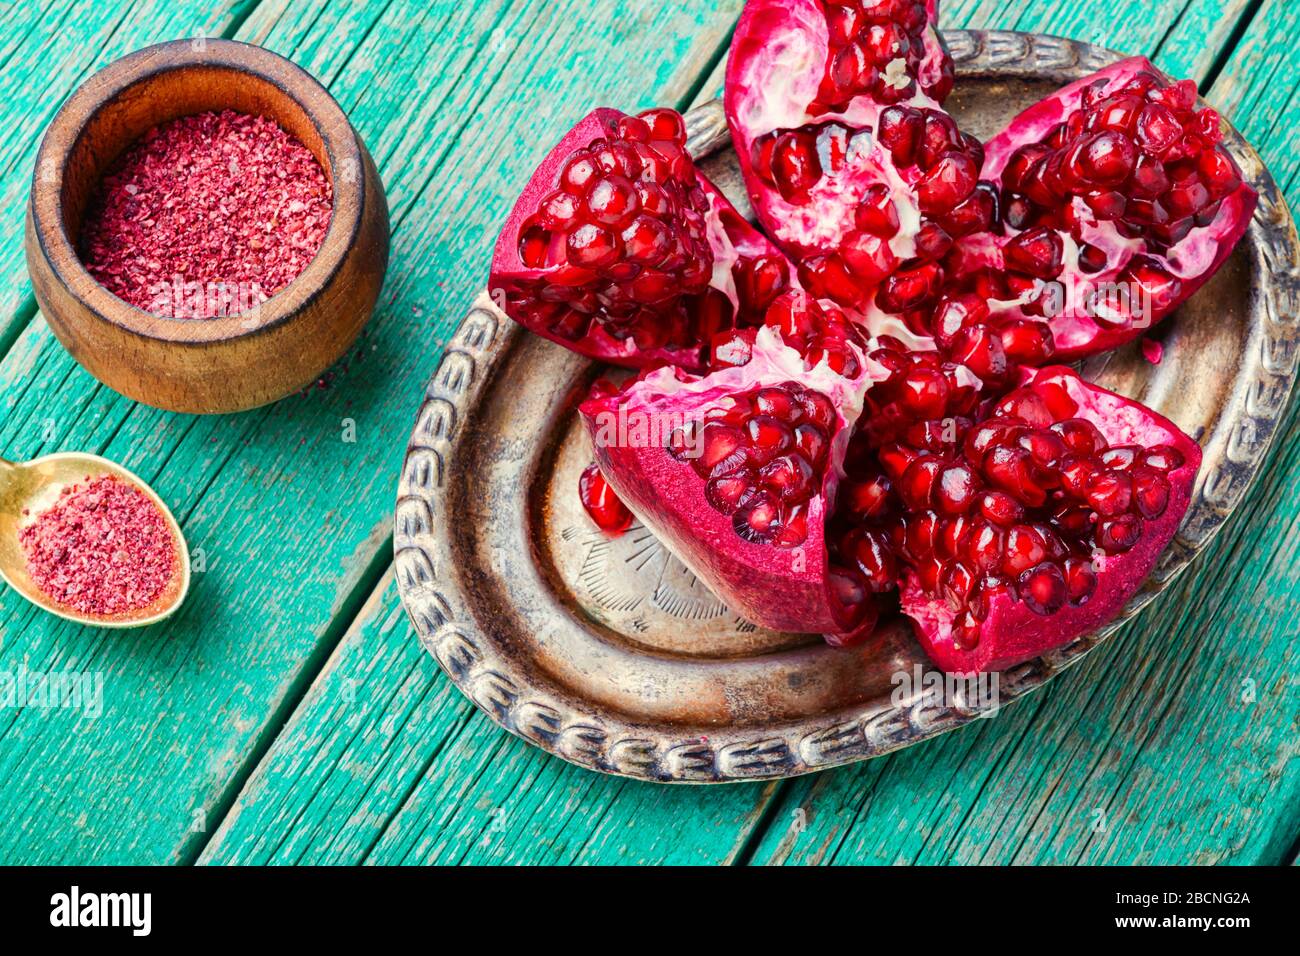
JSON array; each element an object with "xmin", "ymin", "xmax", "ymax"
[
  {"xmin": 202, "ymin": 577, "xmax": 774, "ymax": 865},
  {"xmin": 0, "ymin": 0, "xmax": 754, "ymax": 864},
  {"xmin": 747, "ymin": 0, "xmax": 1300, "ymax": 866},
  {"xmin": 200, "ymin": 0, "xmax": 1287, "ymax": 868},
  {"xmin": 0, "ymin": 0, "xmax": 256, "ymax": 344}
]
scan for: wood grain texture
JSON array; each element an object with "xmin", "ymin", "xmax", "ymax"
[
  {"xmin": 202, "ymin": 576, "xmax": 775, "ymax": 864},
  {"xmin": 0, "ymin": 1, "xmax": 257, "ymax": 347},
  {"xmin": 0, "ymin": 0, "xmax": 750, "ymax": 864},
  {"xmin": 0, "ymin": 0, "xmax": 1293, "ymax": 866},
  {"xmin": 201, "ymin": 0, "xmax": 1295, "ymax": 866}
]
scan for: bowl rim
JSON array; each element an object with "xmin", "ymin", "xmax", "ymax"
[{"xmin": 28, "ymin": 37, "xmax": 364, "ymax": 345}]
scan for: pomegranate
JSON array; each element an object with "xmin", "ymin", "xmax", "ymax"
[
  {"xmin": 724, "ymin": 0, "xmax": 992, "ymax": 320},
  {"xmin": 833, "ymin": 365, "xmax": 1201, "ymax": 673},
  {"xmin": 954, "ymin": 57, "xmax": 1257, "ymax": 359},
  {"xmin": 490, "ymin": 107, "xmax": 796, "ymax": 371},
  {"xmin": 580, "ymin": 291, "xmax": 885, "ymax": 634},
  {"xmin": 578, "ymin": 461, "xmax": 634, "ymax": 534},
  {"xmin": 484, "ymin": 13, "xmax": 1232, "ymax": 676}
]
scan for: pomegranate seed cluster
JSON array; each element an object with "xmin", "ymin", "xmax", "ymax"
[
  {"xmin": 743, "ymin": 4, "xmax": 992, "ymax": 314},
  {"xmin": 508, "ymin": 109, "xmax": 791, "ymax": 362},
  {"xmin": 815, "ymin": 0, "xmax": 953, "ymax": 110},
  {"xmin": 707, "ymin": 291, "xmax": 867, "ymax": 375},
  {"xmin": 512, "ymin": 1, "xmax": 1229, "ymax": 661},
  {"xmin": 995, "ymin": 71, "xmax": 1243, "ymax": 317},
  {"xmin": 833, "ymin": 375, "xmax": 1185, "ymax": 648},
  {"xmin": 667, "ymin": 381, "xmax": 837, "ymax": 551}
]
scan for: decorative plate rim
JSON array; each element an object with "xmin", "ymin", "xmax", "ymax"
[{"xmin": 394, "ymin": 30, "xmax": 1300, "ymax": 783}]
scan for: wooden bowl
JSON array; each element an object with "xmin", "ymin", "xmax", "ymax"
[{"xmin": 24, "ymin": 39, "xmax": 389, "ymax": 414}]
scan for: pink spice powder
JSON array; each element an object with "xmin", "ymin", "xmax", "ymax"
[
  {"xmin": 79, "ymin": 109, "xmax": 333, "ymax": 319},
  {"xmin": 19, "ymin": 475, "xmax": 176, "ymax": 616}
]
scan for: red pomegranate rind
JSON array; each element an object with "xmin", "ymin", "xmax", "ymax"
[
  {"xmin": 903, "ymin": 366, "xmax": 1202, "ymax": 673},
  {"xmin": 580, "ymin": 296, "xmax": 883, "ymax": 633},
  {"xmin": 725, "ymin": 0, "xmax": 990, "ymax": 321},
  {"xmin": 490, "ymin": 108, "xmax": 796, "ymax": 371},
  {"xmin": 960, "ymin": 57, "xmax": 1257, "ymax": 359}
]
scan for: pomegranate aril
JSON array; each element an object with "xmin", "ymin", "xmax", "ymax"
[
  {"xmin": 855, "ymin": 183, "xmax": 901, "ymax": 236},
  {"xmin": 964, "ymin": 521, "xmax": 1004, "ymax": 573},
  {"xmin": 794, "ymin": 424, "xmax": 828, "ymax": 466},
  {"xmin": 1085, "ymin": 469, "xmax": 1134, "ymax": 516},
  {"xmin": 979, "ymin": 491, "xmax": 1023, "ymax": 527},
  {"xmin": 746, "ymin": 415, "xmax": 794, "ymax": 457},
  {"xmin": 1063, "ymin": 556, "xmax": 1098, "ymax": 606},
  {"xmin": 840, "ymin": 474, "xmax": 892, "ymax": 519},
  {"xmin": 899, "ymin": 456, "xmax": 944, "ymax": 510},
  {"xmin": 775, "ymin": 507, "xmax": 810, "ymax": 548},
  {"xmin": 916, "ymin": 152, "xmax": 978, "ymax": 213},
  {"xmin": 699, "ymin": 423, "xmax": 745, "ymax": 470},
  {"xmin": 1076, "ymin": 130, "xmax": 1138, "ymax": 185},
  {"xmin": 1002, "ymin": 523, "xmax": 1048, "ymax": 576},
  {"xmin": 1132, "ymin": 467, "xmax": 1170, "ymax": 518},
  {"xmin": 706, "ymin": 470, "xmax": 755, "ymax": 513},
  {"xmin": 840, "ymin": 230, "xmax": 898, "ymax": 281},
  {"xmin": 827, "ymin": 566, "xmax": 872, "ymax": 628},
  {"xmin": 770, "ymin": 130, "xmax": 823, "ymax": 201},
  {"xmin": 905, "ymin": 512, "xmax": 939, "ymax": 562},
  {"xmin": 733, "ymin": 492, "xmax": 784, "ymax": 544},
  {"xmin": 877, "ymin": 106, "xmax": 923, "ymax": 165},
  {"xmin": 561, "ymin": 151, "xmax": 600, "ymax": 194},
  {"xmin": 1004, "ymin": 228, "xmax": 1064, "ymax": 279},
  {"xmin": 1100, "ymin": 445, "xmax": 1140, "ymax": 470},
  {"xmin": 1142, "ymin": 445, "xmax": 1185, "ymax": 471},
  {"xmin": 579, "ymin": 463, "xmax": 634, "ymax": 534},
  {"xmin": 1018, "ymin": 562, "xmax": 1067, "ymax": 615},
  {"xmin": 940, "ymin": 561, "xmax": 976, "ymax": 610},
  {"xmin": 801, "ymin": 391, "xmax": 837, "ymax": 431},
  {"xmin": 760, "ymin": 454, "xmax": 816, "ymax": 501},
  {"xmin": 1096, "ymin": 513, "xmax": 1142, "ymax": 553},
  {"xmin": 842, "ymin": 528, "xmax": 897, "ymax": 592},
  {"xmin": 935, "ymin": 464, "xmax": 977, "ymax": 515},
  {"xmin": 952, "ymin": 612, "xmax": 982, "ymax": 649},
  {"xmin": 1052, "ymin": 418, "xmax": 1106, "ymax": 455}
]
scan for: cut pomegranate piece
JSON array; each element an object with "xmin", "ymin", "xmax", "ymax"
[
  {"xmin": 725, "ymin": 0, "xmax": 992, "ymax": 320},
  {"xmin": 490, "ymin": 107, "xmax": 797, "ymax": 371},
  {"xmin": 955, "ymin": 57, "xmax": 1257, "ymax": 359},
  {"xmin": 580, "ymin": 291, "xmax": 887, "ymax": 634},
  {"xmin": 833, "ymin": 365, "xmax": 1201, "ymax": 672}
]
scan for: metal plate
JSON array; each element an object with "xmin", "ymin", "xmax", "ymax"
[{"xmin": 395, "ymin": 32, "xmax": 1300, "ymax": 783}]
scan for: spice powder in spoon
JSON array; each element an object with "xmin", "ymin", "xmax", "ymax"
[{"xmin": 20, "ymin": 475, "xmax": 176, "ymax": 616}]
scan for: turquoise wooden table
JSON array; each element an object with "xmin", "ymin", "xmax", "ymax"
[{"xmin": 0, "ymin": 0, "xmax": 1295, "ymax": 865}]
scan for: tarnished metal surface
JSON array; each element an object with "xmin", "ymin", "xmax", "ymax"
[{"xmin": 395, "ymin": 32, "xmax": 1300, "ymax": 782}]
